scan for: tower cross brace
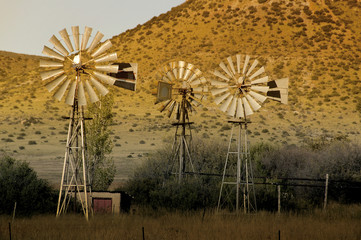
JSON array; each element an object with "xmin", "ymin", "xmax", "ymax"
[
  {"xmin": 56, "ymin": 99, "xmax": 91, "ymax": 220},
  {"xmin": 217, "ymin": 119, "xmax": 257, "ymax": 213}
]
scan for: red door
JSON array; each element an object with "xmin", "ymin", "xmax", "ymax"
[{"xmin": 93, "ymin": 198, "xmax": 112, "ymax": 214}]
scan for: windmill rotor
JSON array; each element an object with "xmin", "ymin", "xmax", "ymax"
[
  {"xmin": 211, "ymin": 54, "xmax": 288, "ymax": 119},
  {"xmin": 40, "ymin": 26, "xmax": 118, "ymax": 106},
  {"xmin": 155, "ymin": 61, "xmax": 208, "ymax": 120}
]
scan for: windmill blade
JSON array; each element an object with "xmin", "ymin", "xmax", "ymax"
[
  {"xmin": 190, "ymin": 76, "xmax": 207, "ymax": 86},
  {"xmin": 84, "ymin": 80, "xmax": 99, "ymax": 103},
  {"xmin": 200, "ymin": 77, "xmax": 207, "ymax": 84},
  {"xmin": 42, "ymin": 46, "xmax": 65, "ymax": 61},
  {"xmin": 72, "ymin": 26, "xmax": 80, "ymax": 51},
  {"xmin": 81, "ymin": 26, "xmax": 92, "ymax": 50},
  {"xmin": 78, "ymin": 81, "xmax": 87, "ymax": 106},
  {"xmin": 87, "ymin": 31, "xmax": 104, "ymax": 53},
  {"xmin": 211, "ymin": 79, "xmax": 229, "ymax": 87},
  {"xmin": 172, "ymin": 66, "xmax": 178, "ymax": 81},
  {"xmin": 212, "ymin": 70, "xmax": 230, "ymax": 81},
  {"xmin": 92, "ymin": 71, "xmax": 117, "ymax": 85},
  {"xmin": 219, "ymin": 95, "xmax": 233, "ymax": 112},
  {"xmin": 219, "ymin": 62, "xmax": 233, "ymax": 78},
  {"xmin": 65, "ymin": 81, "xmax": 76, "ymax": 105},
  {"xmin": 59, "ymin": 28, "xmax": 74, "ymax": 52},
  {"xmin": 166, "ymin": 100, "xmax": 176, "ymax": 118},
  {"xmin": 91, "ymin": 40, "xmax": 112, "ymax": 58},
  {"xmin": 94, "ymin": 52, "xmax": 117, "ymax": 63},
  {"xmin": 214, "ymin": 92, "xmax": 230, "ymax": 105},
  {"xmin": 192, "ymin": 87, "xmax": 202, "ymax": 93},
  {"xmin": 190, "ymin": 97, "xmax": 201, "ymax": 108},
  {"xmin": 251, "ymin": 76, "xmax": 269, "ymax": 84},
  {"xmin": 49, "ymin": 35, "xmax": 69, "ymax": 56},
  {"xmin": 183, "ymin": 63, "xmax": 194, "ymax": 80},
  {"xmin": 211, "ymin": 87, "xmax": 228, "ymax": 96},
  {"xmin": 242, "ymin": 97, "xmax": 254, "ymax": 116},
  {"xmin": 90, "ymin": 76, "xmax": 109, "ymax": 96},
  {"xmin": 40, "ymin": 69, "xmax": 64, "ymax": 81},
  {"xmin": 242, "ymin": 55, "xmax": 250, "ymax": 75},
  {"xmin": 95, "ymin": 65, "xmax": 119, "ymax": 73},
  {"xmin": 236, "ymin": 97, "xmax": 245, "ymax": 118},
  {"xmin": 189, "ymin": 78, "xmax": 201, "ymax": 86},
  {"xmin": 178, "ymin": 61, "xmax": 186, "ymax": 79},
  {"xmin": 236, "ymin": 54, "xmax": 241, "ymax": 74},
  {"xmin": 166, "ymin": 70, "xmax": 176, "ymax": 82},
  {"xmin": 245, "ymin": 94, "xmax": 261, "ymax": 111},
  {"xmin": 39, "ymin": 59, "xmax": 63, "ymax": 68},
  {"xmin": 227, "ymin": 56, "xmax": 236, "ymax": 75},
  {"xmin": 251, "ymin": 85, "xmax": 269, "ymax": 93},
  {"xmin": 246, "ymin": 59, "xmax": 259, "ymax": 77},
  {"xmin": 158, "ymin": 99, "xmax": 172, "ymax": 112},
  {"xmin": 53, "ymin": 79, "xmax": 70, "ymax": 101},
  {"xmin": 193, "ymin": 93, "xmax": 204, "ymax": 100},
  {"xmin": 237, "ymin": 76, "xmax": 245, "ymax": 84},
  {"xmin": 188, "ymin": 68, "xmax": 202, "ymax": 82},
  {"xmin": 249, "ymin": 66, "xmax": 265, "ymax": 80},
  {"xmin": 249, "ymin": 90, "xmax": 267, "ymax": 103},
  {"xmin": 45, "ymin": 74, "xmax": 67, "ymax": 92},
  {"xmin": 227, "ymin": 96, "xmax": 237, "ymax": 117}
]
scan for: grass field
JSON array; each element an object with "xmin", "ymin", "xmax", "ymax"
[{"xmin": 1, "ymin": 204, "xmax": 360, "ymax": 240}]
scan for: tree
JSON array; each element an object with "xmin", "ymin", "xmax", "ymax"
[
  {"xmin": 0, "ymin": 152, "xmax": 56, "ymax": 216},
  {"xmin": 86, "ymin": 94, "xmax": 116, "ymax": 191}
]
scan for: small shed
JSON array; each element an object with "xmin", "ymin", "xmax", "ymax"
[{"xmin": 91, "ymin": 191, "xmax": 131, "ymax": 214}]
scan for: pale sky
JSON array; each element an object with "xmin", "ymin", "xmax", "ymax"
[{"xmin": 0, "ymin": 0, "xmax": 184, "ymax": 56}]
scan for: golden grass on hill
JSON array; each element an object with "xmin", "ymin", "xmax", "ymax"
[{"xmin": 1, "ymin": 204, "xmax": 360, "ymax": 240}]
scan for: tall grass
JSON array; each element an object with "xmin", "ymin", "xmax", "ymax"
[{"xmin": 1, "ymin": 204, "xmax": 360, "ymax": 240}]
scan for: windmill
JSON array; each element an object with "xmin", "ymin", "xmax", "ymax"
[
  {"xmin": 39, "ymin": 26, "xmax": 123, "ymax": 219},
  {"xmin": 155, "ymin": 61, "xmax": 208, "ymax": 182},
  {"xmin": 211, "ymin": 54, "xmax": 288, "ymax": 212}
]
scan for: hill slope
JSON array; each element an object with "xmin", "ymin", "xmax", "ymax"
[{"xmin": 0, "ymin": 0, "xmax": 361, "ymax": 184}]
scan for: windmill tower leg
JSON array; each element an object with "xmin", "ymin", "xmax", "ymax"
[
  {"xmin": 217, "ymin": 120, "xmax": 257, "ymax": 213},
  {"xmin": 169, "ymin": 96, "xmax": 194, "ymax": 183},
  {"xmin": 56, "ymin": 101, "xmax": 90, "ymax": 220}
]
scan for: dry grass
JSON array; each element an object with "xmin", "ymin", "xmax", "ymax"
[{"xmin": 1, "ymin": 204, "xmax": 360, "ymax": 240}]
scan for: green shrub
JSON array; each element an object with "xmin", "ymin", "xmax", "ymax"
[{"xmin": 0, "ymin": 153, "xmax": 56, "ymax": 216}]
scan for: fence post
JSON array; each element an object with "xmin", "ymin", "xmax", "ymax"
[
  {"xmin": 323, "ymin": 174, "xmax": 329, "ymax": 210},
  {"xmin": 277, "ymin": 185, "xmax": 281, "ymax": 214},
  {"xmin": 12, "ymin": 202, "xmax": 17, "ymax": 222}
]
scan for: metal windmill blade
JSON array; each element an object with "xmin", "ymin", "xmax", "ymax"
[
  {"xmin": 211, "ymin": 54, "xmax": 289, "ymax": 119},
  {"xmin": 155, "ymin": 61, "xmax": 208, "ymax": 120},
  {"xmin": 39, "ymin": 26, "xmax": 118, "ymax": 106}
]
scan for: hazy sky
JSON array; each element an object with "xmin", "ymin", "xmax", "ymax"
[{"xmin": 0, "ymin": 0, "xmax": 184, "ymax": 56}]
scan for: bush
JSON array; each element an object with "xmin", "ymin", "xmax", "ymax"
[
  {"xmin": 125, "ymin": 137, "xmax": 361, "ymax": 212},
  {"xmin": 125, "ymin": 138, "xmax": 227, "ymax": 210},
  {"xmin": 0, "ymin": 153, "xmax": 56, "ymax": 216}
]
